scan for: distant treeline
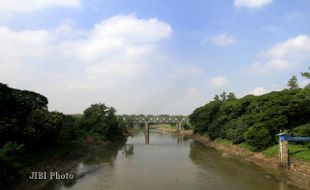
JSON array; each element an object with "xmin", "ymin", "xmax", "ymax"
[
  {"xmin": 0, "ymin": 83, "xmax": 131, "ymax": 189},
  {"xmin": 189, "ymin": 68, "xmax": 310, "ymax": 151}
]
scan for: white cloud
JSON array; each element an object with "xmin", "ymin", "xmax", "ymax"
[
  {"xmin": 204, "ymin": 34, "xmax": 237, "ymax": 46},
  {"xmin": 247, "ymin": 35, "xmax": 310, "ymax": 75},
  {"xmin": 61, "ymin": 15, "xmax": 171, "ymax": 64},
  {"xmin": 264, "ymin": 35, "xmax": 310, "ymax": 59},
  {"xmin": 210, "ymin": 76, "xmax": 229, "ymax": 87},
  {"xmin": 234, "ymin": 0, "xmax": 273, "ymax": 8},
  {"xmin": 249, "ymin": 59, "xmax": 290, "ymax": 74},
  {"xmin": 0, "ymin": 15, "xmax": 206, "ymax": 114},
  {"xmin": 0, "ymin": 0, "xmax": 81, "ymax": 12},
  {"xmin": 250, "ymin": 87, "xmax": 268, "ymax": 95}
]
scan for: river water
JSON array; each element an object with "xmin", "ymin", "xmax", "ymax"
[{"xmin": 51, "ymin": 130, "xmax": 301, "ymax": 190}]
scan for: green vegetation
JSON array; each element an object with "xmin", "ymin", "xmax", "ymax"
[
  {"xmin": 0, "ymin": 83, "xmax": 132, "ymax": 189},
  {"xmin": 190, "ymin": 68, "xmax": 310, "ymax": 152},
  {"xmin": 264, "ymin": 144, "xmax": 310, "ymax": 160},
  {"xmin": 214, "ymin": 138, "xmax": 232, "ymax": 145},
  {"xmin": 287, "ymin": 75, "xmax": 299, "ymax": 90},
  {"xmin": 215, "ymin": 138, "xmax": 256, "ymax": 151}
]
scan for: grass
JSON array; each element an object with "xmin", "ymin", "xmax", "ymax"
[
  {"xmin": 238, "ymin": 143, "xmax": 256, "ymax": 152},
  {"xmin": 215, "ymin": 138, "xmax": 257, "ymax": 151},
  {"xmin": 263, "ymin": 143, "xmax": 310, "ymax": 160},
  {"xmin": 215, "ymin": 138, "xmax": 232, "ymax": 145},
  {"xmin": 212, "ymin": 138, "xmax": 310, "ymax": 161}
]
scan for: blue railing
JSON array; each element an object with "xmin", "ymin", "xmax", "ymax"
[{"xmin": 279, "ymin": 134, "xmax": 310, "ymax": 142}]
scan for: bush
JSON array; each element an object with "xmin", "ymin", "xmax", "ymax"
[
  {"xmin": 208, "ymin": 122, "xmax": 221, "ymax": 140},
  {"xmin": 292, "ymin": 123, "xmax": 310, "ymax": 136},
  {"xmin": 0, "ymin": 141, "xmax": 23, "ymax": 157},
  {"xmin": 244, "ymin": 123, "xmax": 271, "ymax": 151},
  {"xmin": 223, "ymin": 119, "xmax": 248, "ymax": 144},
  {"xmin": 0, "ymin": 158, "xmax": 19, "ymax": 190}
]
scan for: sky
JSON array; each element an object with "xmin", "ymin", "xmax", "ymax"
[{"xmin": 0, "ymin": 0, "xmax": 310, "ymax": 115}]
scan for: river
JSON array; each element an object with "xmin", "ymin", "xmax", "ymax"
[{"xmin": 48, "ymin": 129, "xmax": 302, "ymax": 190}]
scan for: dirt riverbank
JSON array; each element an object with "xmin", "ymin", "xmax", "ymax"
[{"xmin": 155, "ymin": 127, "xmax": 193, "ymax": 136}]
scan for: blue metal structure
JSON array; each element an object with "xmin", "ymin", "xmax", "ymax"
[
  {"xmin": 278, "ymin": 133, "xmax": 310, "ymax": 142},
  {"xmin": 277, "ymin": 133, "xmax": 310, "ymax": 168}
]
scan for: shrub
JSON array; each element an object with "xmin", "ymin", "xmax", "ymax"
[
  {"xmin": 223, "ymin": 119, "xmax": 248, "ymax": 144},
  {"xmin": 208, "ymin": 122, "xmax": 221, "ymax": 140},
  {"xmin": 244, "ymin": 123, "xmax": 271, "ymax": 151},
  {"xmin": 292, "ymin": 123, "xmax": 310, "ymax": 136}
]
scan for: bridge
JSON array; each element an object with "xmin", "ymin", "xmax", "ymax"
[
  {"xmin": 120, "ymin": 115, "xmax": 189, "ymax": 131},
  {"xmin": 120, "ymin": 115, "xmax": 189, "ymax": 144}
]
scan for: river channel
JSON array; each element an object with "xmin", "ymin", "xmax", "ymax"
[{"xmin": 49, "ymin": 129, "xmax": 301, "ymax": 190}]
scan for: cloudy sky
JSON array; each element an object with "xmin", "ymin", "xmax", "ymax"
[{"xmin": 0, "ymin": 0, "xmax": 309, "ymax": 115}]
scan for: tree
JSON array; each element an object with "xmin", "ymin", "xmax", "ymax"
[
  {"xmin": 220, "ymin": 92, "xmax": 227, "ymax": 101},
  {"xmin": 189, "ymin": 84, "xmax": 310, "ymax": 150},
  {"xmin": 301, "ymin": 67, "xmax": 310, "ymax": 88},
  {"xmin": 301, "ymin": 67, "xmax": 310, "ymax": 79},
  {"xmin": 213, "ymin": 95, "xmax": 220, "ymax": 101},
  {"xmin": 287, "ymin": 75, "xmax": 299, "ymax": 90},
  {"xmin": 292, "ymin": 123, "xmax": 310, "ymax": 137},
  {"xmin": 243, "ymin": 123, "xmax": 271, "ymax": 151},
  {"xmin": 227, "ymin": 92, "xmax": 237, "ymax": 100},
  {"xmin": 82, "ymin": 103, "xmax": 125, "ymax": 140},
  {"xmin": 24, "ymin": 110, "xmax": 64, "ymax": 150}
]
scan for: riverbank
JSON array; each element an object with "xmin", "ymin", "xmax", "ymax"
[
  {"xmin": 192, "ymin": 134, "xmax": 310, "ymax": 190},
  {"xmin": 156, "ymin": 127, "xmax": 193, "ymax": 136},
  {"xmin": 12, "ymin": 139, "xmax": 126, "ymax": 190},
  {"xmin": 12, "ymin": 143, "xmax": 94, "ymax": 190}
]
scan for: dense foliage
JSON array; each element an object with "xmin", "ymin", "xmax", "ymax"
[
  {"xmin": 0, "ymin": 83, "xmax": 130, "ymax": 189},
  {"xmin": 190, "ymin": 78, "xmax": 310, "ymax": 151}
]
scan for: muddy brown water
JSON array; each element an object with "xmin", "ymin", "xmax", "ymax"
[{"xmin": 44, "ymin": 130, "xmax": 302, "ymax": 190}]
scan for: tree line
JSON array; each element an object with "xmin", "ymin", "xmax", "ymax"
[
  {"xmin": 189, "ymin": 68, "xmax": 310, "ymax": 151},
  {"xmin": 0, "ymin": 83, "xmax": 132, "ymax": 189}
]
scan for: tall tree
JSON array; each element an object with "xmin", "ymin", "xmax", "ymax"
[
  {"xmin": 287, "ymin": 75, "xmax": 299, "ymax": 90},
  {"xmin": 301, "ymin": 67, "xmax": 310, "ymax": 88},
  {"xmin": 220, "ymin": 92, "xmax": 227, "ymax": 101},
  {"xmin": 213, "ymin": 95, "xmax": 220, "ymax": 101},
  {"xmin": 227, "ymin": 92, "xmax": 237, "ymax": 100},
  {"xmin": 301, "ymin": 67, "xmax": 310, "ymax": 79}
]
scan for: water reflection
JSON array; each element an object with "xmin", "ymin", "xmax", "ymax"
[
  {"xmin": 42, "ymin": 141, "xmax": 126, "ymax": 190},
  {"xmin": 144, "ymin": 132, "xmax": 149, "ymax": 144},
  {"xmin": 122, "ymin": 144, "xmax": 134, "ymax": 158},
  {"xmin": 189, "ymin": 141, "xmax": 298, "ymax": 190},
  {"xmin": 42, "ymin": 130, "xmax": 302, "ymax": 190},
  {"xmin": 177, "ymin": 136, "xmax": 184, "ymax": 143}
]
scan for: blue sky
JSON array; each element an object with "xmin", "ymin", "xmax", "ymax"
[{"xmin": 0, "ymin": 0, "xmax": 309, "ymax": 114}]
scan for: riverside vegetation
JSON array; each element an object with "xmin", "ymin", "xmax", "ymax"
[
  {"xmin": 189, "ymin": 68, "xmax": 310, "ymax": 158},
  {"xmin": 0, "ymin": 83, "xmax": 133, "ymax": 189}
]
